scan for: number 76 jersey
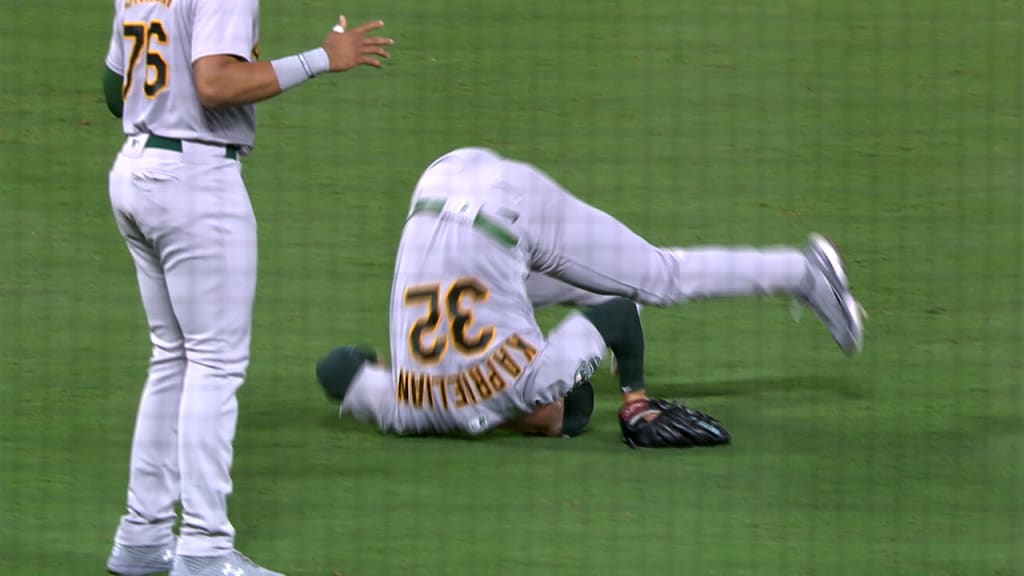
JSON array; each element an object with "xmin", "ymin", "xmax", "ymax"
[
  {"xmin": 386, "ymin": 194, "xmax": 546, "ymax": 435},
  {"xmin": 105, "ymin": 0, "xmax": 260, "ymax": 149}
]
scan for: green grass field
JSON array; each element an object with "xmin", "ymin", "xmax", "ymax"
[{"xmin": 2, "ymin": 0, "xmax": 1022, "ymax": 574}]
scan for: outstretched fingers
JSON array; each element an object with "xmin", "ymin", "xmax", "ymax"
[
  {"xmin": 359, "ymin": 34, "xmax": 392, "ymax": 65},
  {"xmin": 321, "ymin": 15, "xmax": 394, "ymax": 71},
  {"xmin": 363, "ymin": 36, "xmax": 394, "ymax": 46},
  {"xmin": 363, "ymin": 46, "xmax": 391, "ymax": 59},
  {"xmin": 352, "ymin": 19, "xmax": 385, "ymax": 35}
]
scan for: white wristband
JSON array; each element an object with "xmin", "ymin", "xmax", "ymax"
[{"xmin": 271, "ymin": 47, "xmax": 331, "ymax": 92}]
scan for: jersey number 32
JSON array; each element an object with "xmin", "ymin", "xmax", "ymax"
[
  {"xmin": 404, "ymin": 277, "xmax": 496, "ymax": 364},
  {"xmin": 122, "ymin": 20, "xmax": 169, "ymax": 99}
]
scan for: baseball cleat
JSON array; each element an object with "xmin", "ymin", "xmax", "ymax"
[
  {"xmin": 170, "ymin": 550, "xmax": 285, "ymax": 576},
  {"xmin": 106, "ymin": 540, "xmax": 176, "ymax": 575},
  {"xmin": 796, "ymin": 233, "xmax": 866, "ymax": 355}
]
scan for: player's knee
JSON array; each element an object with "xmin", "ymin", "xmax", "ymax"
[
  {"xmin": 150, "ymin": 336, "xmax": 185, "ymax": 364},
  {"xmin": 184, "ymin": 340, "xmax": 250, "ymax": 379}
]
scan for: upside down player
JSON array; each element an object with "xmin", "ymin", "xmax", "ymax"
[{"xmin": 315, "ymin": 147, "xmax": 865, "ymax": 447}]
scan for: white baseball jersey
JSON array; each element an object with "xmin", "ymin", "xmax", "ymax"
[
  {"xmin": 340, "ymin": 147, "xmax": 813, "ymax": 437},
  {"xmin": 381, "ymin": 198, "xmax": 547, "ymax": 434},
  {"xmin": 104, "ymin": 0, "xmax": 260, "ymax": 149},
  {"xmin": 341, "ymin": 149, "xmax": 608, "ymax": 436}
]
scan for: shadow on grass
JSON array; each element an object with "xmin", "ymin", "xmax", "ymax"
[
  {"xmin": 652, "ymin": 374, "xmax": 870, "ymax": 400},
  {"xmin": 298, "ymin": 374, "xmax": 870, "ymax": 454}
]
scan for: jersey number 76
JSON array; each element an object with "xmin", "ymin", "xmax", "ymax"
[
  {"xmin": 122, "ymin": 20, "xmax": 169, "ymax": 99},
  {"xmin": 404, "ymin": 277, "xmax": 496, "ymax": 364}
]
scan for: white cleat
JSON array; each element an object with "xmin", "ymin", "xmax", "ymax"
[
  {"xmin": 106, "ymin": 540, "xmax": 176, "ymax": 575},
  {"xmin": 170, "ymin": 550, "xmax": 285, "ymax": 576},
  {"xmin": 797, "ymin": 233, "xmax": 866, "ymax": 356}
]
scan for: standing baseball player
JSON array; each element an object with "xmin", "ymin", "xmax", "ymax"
[
  {"xmin": 314, "ymin": 147, "xmax": 865, "ymax": 444},
  {"xmin": 101, "ymin": 2, "xmax": 393, "ymax": 575}
]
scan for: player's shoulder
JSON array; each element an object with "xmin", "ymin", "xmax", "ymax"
[
  {"xmin": 190, "ymin": 0, "xmax": 259, "ymax": 10},
  {"xmin": 172, "ymin": 0, "xmax": 258, "ymax": 16}
]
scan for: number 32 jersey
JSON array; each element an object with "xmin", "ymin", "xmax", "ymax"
[
  {"xmin": 105, "ymin": 0, "xmax": 260, "ymax": 149},
  {"xmin": 384, "ymin": 155, "xmax": 549, "ymax": 435}
]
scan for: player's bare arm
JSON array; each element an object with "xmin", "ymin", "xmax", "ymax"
[
  {"xmin": 501, "ymin": 399, "xmax": 565, "ymax": 437},
  {"xmin": 192, "ymin": 16, "xmax": 393, "ymax": 108}
]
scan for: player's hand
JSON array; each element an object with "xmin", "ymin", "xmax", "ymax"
[
  {"xmin": 321, "ymin": 15, "xmax": 393, "ymax": 72},
  {"xmin": 619, "ymin": 397, "xmax": 731, "ymax": 449}
]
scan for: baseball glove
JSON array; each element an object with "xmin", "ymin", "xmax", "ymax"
[{"xmin": 619, "ymin": 397, "xmax": 731, "ymax": 448}]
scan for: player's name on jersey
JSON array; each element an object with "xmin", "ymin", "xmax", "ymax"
[
  {"xmin": 396, "ymin": 334, "xmax": 538, "ymax": 410},
  {"xmin": 123, "ymin": 0, "xmax": 173, "ymax": 8}
]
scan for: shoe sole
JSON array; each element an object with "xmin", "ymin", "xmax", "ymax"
[{"xmin": 808, "ymin": 233, "xmax": 864, "ymax": 355}]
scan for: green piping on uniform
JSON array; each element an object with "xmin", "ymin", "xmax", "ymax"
[{"xmin": 410, "ymin": 198, "xmax": 518, "ymax": 248}]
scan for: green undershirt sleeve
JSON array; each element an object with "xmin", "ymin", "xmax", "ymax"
[
  {"xmin": 581, "ymin": 298, "xmax": 646, "ymax": 394},
  {"xmin": 102, "ymin": 66, "xmax": 124, "ymax": 119}
]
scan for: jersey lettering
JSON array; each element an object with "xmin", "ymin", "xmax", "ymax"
[
  {"xmin": 394, "ymin": 335, "xmax": 535, "ymax": 410},
  {"xmin": 123, "ymin": 0, "xmax": 173, "ymax": 7}
]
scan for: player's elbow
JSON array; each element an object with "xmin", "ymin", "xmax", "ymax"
[
  {"xmin": 506, "ymin": 401, "xmax": 566, "ymax": 437},
  {"xmin": 540, "ymin": 421, "xmax": 564, "ymax": 438},
  {"xmin": 194, "ymin": 77, "xmax": 228, "ymax": 109},
  {"xmin": 192, "ymin": 56, "xmax": 234, "ymax": 109}
]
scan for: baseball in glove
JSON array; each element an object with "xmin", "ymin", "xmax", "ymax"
[{"xmin": 619, "ymin": 397, "xmax": 731, "ymax": 448}]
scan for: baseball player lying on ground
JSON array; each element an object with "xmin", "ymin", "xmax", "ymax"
[{"xmin": 315, "ymin": 147, "xmax": 865, "ymax": 448}]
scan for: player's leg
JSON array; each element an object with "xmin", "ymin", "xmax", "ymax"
[
  {"xmin": 106, "ymin": 157, "xmax": 184, "ymax": 574},
  {"xmin": 506, "ymin": 158, "xmax": 863, "ymax": 355},
  {"xmin": 157, "ymin": 157, "xmax": 257, "ymax": 558},
  {"xmin": 512, "ymin": 159, "xmax": 807, "ymax": 303}
]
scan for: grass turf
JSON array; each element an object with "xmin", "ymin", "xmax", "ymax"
[{"xmin": 1, "ymin": 0, "xmax": 1022, "ymax": 574}]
